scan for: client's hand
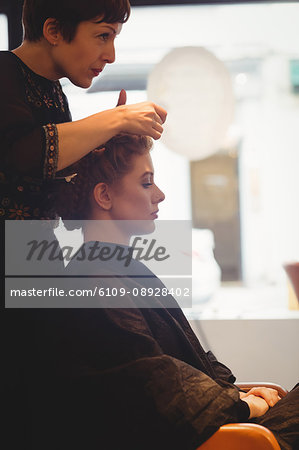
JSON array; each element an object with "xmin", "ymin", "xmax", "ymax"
[
  {"xmin": 241, "ymin": 394, "xmax": 270, "ymax": 418},
  {"xmin": 240, "ymin": 387, "xmax": 281, "ymax": 407}
]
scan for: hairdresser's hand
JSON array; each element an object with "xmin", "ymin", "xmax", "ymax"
[
  {"xmin": 240, "ymin": 387, "xmax": 281, "ymax": 408},
  {"xmin": 241, "ymin": 394, "xmax": 270, "ymax": 419},
  {"xmin": 116, "ymin": 89, "xmax": 127, "ymax": 106},
  {"xmin": 116, "ymin": 101, "xmax": 167, "ymax": 140}
]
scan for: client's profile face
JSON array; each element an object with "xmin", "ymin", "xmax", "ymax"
[{"xmin": 110, "ymin": 152, "xmax": 165, "ymax": 234}]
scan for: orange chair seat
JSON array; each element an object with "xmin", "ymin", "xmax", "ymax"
[
  {"xmin": 196, "ymin": 382, "xmax": 287, "ymax": 449},
  {"xmin": 198, "ymin": 423, "xmax": 281, "ymax": 450}
]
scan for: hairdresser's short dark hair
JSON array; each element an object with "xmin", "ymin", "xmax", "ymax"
[{"xmin": 22, "ymin": 0, "xmax": 130, "ymax": 42}]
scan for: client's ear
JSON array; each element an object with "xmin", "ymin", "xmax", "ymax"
[{"xmin": 93, "ymin": 183, "xmax": 112, "ymax": 210}]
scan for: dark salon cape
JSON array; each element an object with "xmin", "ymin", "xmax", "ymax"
[
  {"xmin": 4, "ymin": 241, "xmax": 299, "ymax": 450},
  {"xmin": 13, "ymin": 241, "xmax": 248, "ymax": 450}
]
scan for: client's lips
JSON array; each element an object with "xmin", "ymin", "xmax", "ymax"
[
  {"xmin": 151, "ymin": 210, "xmax": 159, "ymax": 218},
  {"xmin": 91, "ymin": 69, "xmax": 102, "ymax": 77}
]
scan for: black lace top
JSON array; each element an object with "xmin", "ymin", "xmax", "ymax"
[{"xmin": 0, "ymin": 51, "xmax": 71, "ymax": 220}]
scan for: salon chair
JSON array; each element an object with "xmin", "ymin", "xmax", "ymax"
[{"xmin": 197, "ymin": 382, "xmax": 288, "ymax": 450}]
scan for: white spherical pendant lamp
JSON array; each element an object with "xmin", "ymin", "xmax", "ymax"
[{"xmin": 147, "ymin": 46, "xmax": 234, "ymax": 160}]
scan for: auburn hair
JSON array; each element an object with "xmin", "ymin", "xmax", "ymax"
[{"xmin": 55, "ymin": 134, "xmax": 152, "ymax": 229}]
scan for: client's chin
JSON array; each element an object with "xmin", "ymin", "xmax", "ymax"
[{"xmin": 125, "ymin": 220, "xmax": 156, "ymax": 238}]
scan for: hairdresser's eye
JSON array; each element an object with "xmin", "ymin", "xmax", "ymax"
[{"xmin": 98, "ymin": 33, "xmax": 110, "ymax": 42}]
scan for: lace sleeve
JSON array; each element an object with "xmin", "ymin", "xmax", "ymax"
[
  {"xmin": 42, "ymin": 123, "xmax": 59, "ymax": 180},
  {"xmin": 0, "ymin": 52, "xmax": 69, "ymax": 179}
]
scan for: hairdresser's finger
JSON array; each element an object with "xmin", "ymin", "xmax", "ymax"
[
  {"xmin": 153, "ymin": 113, "xmax": 163, "ymax": 125},
  {"xmin": 152, "ymin": 120, "xmax": 163, "ymax": 134},
  {"xmin": 149, "ymin": 128, "xmax": 163, "ymax": 140},
  {"xmin": 154, "ymin": 104, "xmax": 167, "ymax": 124},
  {"xmin": 151, "ymin": 132, "xmax": 162, "ymax": 141},
  {"xmin": 116, "ymin": 89, "xmax": 127, "ymax": 107}
]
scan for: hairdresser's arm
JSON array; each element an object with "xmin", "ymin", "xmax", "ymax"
[{"xmin": 56, "ymin": 101, "xmax": 167, "ymax": 171}]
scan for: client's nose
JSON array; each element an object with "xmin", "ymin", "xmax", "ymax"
[{"xmin": 154, "ymin": 185, "xmax": 165, "ymax": 204}]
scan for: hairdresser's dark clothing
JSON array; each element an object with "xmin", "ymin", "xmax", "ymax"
[
  {"xmin": 0, "ymin": 51, "xmax": 71, "ymax": 220},
  {"xmin": 0, "ymin": 50, "xmax": 70, "ymax": 275},
  {"xmin": 0, "ymin": 49, "xmax": 70, "ymax": 287},
  {"xmin": 1, "ymin": 51, "xmax": 69, "ymax": 448}
]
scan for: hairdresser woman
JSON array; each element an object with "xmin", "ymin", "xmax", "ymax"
[
  {"xmin": 1, "ymin": 1, "xmax": 165, "ymax": 446},
  {"xmin": 0, "ymin": 0, "xmax": 166, "ymax": 224}
]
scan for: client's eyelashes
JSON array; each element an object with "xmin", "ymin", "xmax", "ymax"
[{"xmin": 142, "ymin": 183, "xmax": 153, "ymax": 188}]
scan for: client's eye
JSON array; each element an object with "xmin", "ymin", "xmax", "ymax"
[{"xmin": 142, "ymin": 183, "xmax": 153, "ymax": 188}]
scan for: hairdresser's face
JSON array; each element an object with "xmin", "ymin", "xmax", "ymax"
[
  {"xmin": 54, "ymin": 18, "xmax": 121, "ymax": 88},
  {"xmin": 109, "ymin": 152, "xmax": 165, "ymax": 234}
]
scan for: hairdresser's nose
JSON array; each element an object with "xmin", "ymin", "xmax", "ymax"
[
  {"xmin": 103, "ymin": 40, "xmax": 116, "ymax": 64},
  {"xmin": 153, "ymin": 185, "xmax": 165, "ymax": 204}
]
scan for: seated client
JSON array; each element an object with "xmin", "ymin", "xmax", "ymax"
[{"xmin": 53, "ymin": 134, "xmax": 299, "ymax": 450}]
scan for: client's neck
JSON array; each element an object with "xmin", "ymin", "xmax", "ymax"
[{"xmin": 83, "ymin": 220, "xmax": 130, "ymax": 246}]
